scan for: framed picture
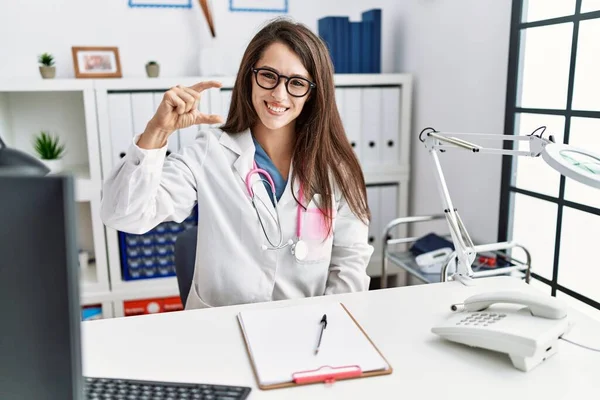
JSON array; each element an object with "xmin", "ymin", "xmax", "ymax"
[
  {"xmin": 128, "ymin": 0, "xmax": 192, "ymax": 8},
  {"xmin": 71, "ymin": 46, "xmax": 122, "ymax": 78},
  {"xmin": 229, "ymin": 0, "xmax": 288, "ymax": 13}
]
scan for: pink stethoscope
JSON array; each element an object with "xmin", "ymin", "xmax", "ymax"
[{"xmin": 245, "ymin": 162, "xmax": 308, "ymax": 261}]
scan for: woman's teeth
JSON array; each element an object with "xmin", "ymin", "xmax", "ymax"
[{"xmin": 267, "ymin": 103, "xmax": 287, "ymax": 113}]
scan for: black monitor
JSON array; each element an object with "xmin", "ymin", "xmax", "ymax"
[
  {"xmin": 0, "ymin": 173, "xmax": 253, "ymax": 400},
  {"xmin": 0, "ymin": 173, "xmax": 83, "ymax": 399}
]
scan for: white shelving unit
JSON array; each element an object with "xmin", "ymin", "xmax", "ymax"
[
  {"xmin": 0, "ymin": 79, "xmax": 111, "ymax": 317},
  {"xmin": 2, "ymin": 74, "xmax": 412, "ymax": 318}
]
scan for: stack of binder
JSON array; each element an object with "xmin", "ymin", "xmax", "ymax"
[{"xmin": 318, "ymin": 9, "xmax": 382, "ymax": 73}]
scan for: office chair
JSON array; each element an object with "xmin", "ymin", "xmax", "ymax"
[{"xmin": 174, "ymin": 226, "xmax": 198, "ymax": 305}]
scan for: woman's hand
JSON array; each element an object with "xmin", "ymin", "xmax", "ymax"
[{"xmin": 138, "ymin": 81, "xmax": 224, "ymax": 149}]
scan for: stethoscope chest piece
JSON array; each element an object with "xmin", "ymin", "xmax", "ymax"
[{"xmin": 292, "ymin": 240, "xmax": 308, "ymax": 261}]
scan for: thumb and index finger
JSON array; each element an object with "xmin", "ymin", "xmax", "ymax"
[{"xmin": 189, "ymin": 80, "xmax": 225, "ymax": 125}]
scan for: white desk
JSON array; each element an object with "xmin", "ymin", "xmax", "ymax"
[{"xmin": 82, "ymin": 277, "xmax": 600, "ymax": 399}]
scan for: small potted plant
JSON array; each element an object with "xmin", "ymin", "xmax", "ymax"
[
  {"xmin": 145, "ymin": 61, "xmax": 160, "ymax": 78},
  {"xmin": 33, "ymin": 131, "xmax": 66, "ymax": 173},
  {"xmin": 38, "ymin": 53, "xmax": 56, "ymax": 79}
]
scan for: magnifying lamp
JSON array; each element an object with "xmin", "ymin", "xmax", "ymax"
[
  {"xmin": 420, "ymin": 126, "xmax": 600, "ymax": 285},
  {"xmin": 0, "ymin": 136, "xmax": 50, "ymax": 175},
  {"xmin": 542, "ymin": 143, "xmax": 600, "ymax": 189}
]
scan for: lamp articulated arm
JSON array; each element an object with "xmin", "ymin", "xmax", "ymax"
[{"xmin": 419, "ymin": 127, "xmax": 554, "ymax": 284}]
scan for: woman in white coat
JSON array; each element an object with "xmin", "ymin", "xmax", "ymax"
[{"xmin": 101, "ymin": 18, "xmax": 374, "ymax": 309}]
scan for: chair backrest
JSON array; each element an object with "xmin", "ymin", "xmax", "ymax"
[{"xmin": 174, "ymin": 226, "xmax": 198, "ymax": 305}]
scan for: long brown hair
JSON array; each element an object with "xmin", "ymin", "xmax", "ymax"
[{"xmin": 221, "ymin": 18, "xmax": 370, "ymax": 231}]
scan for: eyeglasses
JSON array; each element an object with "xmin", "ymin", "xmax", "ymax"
[{"xmin": 251, "ymin": 67, "xmax": 316, "ymax": 98}]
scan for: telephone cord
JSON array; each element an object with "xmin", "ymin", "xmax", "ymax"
[{"xmin": 560, "ymin": 336, "xmax": 600, "ymax": 352}]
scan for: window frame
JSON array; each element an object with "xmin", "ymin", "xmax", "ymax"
[{"xmin": 499, "ymin": 0, "xmax": 600, "ymax": 310}]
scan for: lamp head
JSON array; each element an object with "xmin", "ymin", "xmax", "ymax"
[
  {"xmin": 0, "ymin": 137, "xmax": 50, "ymax": 175},
  {"xmin": 542, "ymin": 143, "xmax": 600, "ymax": 189}
]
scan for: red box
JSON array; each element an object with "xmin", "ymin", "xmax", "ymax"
[{"xmin": 123, "ymin": 296, "xmax": 183, "ymax": 316}]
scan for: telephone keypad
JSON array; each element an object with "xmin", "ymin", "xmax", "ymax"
[{"xmin": 457, "ymin": 312, "xmax": 507, "ymax": 326}]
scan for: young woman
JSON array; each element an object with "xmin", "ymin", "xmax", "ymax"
[{"xmin": 101, "ymin": 18, "xmax": 373, "ymax": 309}]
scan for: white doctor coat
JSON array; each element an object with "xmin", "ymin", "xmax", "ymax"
[{"xmin": 100, "ymin": 128, "xmax": 373, "ymax": 309}]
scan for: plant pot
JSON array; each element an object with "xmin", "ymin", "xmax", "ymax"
[
  {"xmin": 41, "ymin": 158, "xmax": 64, "ymax": 174},
  {"xmin": 39, "ymin": 66, "xmax": 56, "ymax": 79},
  {"xmin": 146, "ymin": 64, "xmax": 160, "ymax": 78}
]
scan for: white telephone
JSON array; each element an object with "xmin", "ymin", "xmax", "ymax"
[{"xmin": 431, "ymin": 291, "xmax": 571, "ymax": 372}]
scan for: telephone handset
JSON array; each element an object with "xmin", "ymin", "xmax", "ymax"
[
  {"xmin": 432, "ymin": 290, "xmax": 571, "ymax": 372},
  {"xmin": 450, "ymin": 291, "xmax": 568, "ymax": 319}
]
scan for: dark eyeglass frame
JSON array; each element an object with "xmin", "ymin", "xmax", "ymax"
[{"xmin": 251, "ymin": 67, "xmax": 316, "ymax": 98}]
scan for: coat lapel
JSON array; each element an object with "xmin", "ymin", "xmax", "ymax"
[
  {"xmin": 277, "ymin": 162, "xmax": 302, "ymax": 209},
  {"xmin": 219, "ymin": 128, "xmax": 254, "ymax": 185},
  {"xmin": 219, "ymin": 129, "xmax": 278, "ymax": 222}
]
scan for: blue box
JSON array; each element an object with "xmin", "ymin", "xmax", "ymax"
[{"xmin": 82, "ymin": 306, "xmax": 103, "ymax": 321}]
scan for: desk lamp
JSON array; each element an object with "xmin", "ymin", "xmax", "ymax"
[
  {"xmin": 0, "ymin": 136, "xmax": 49, "ymax": 175},
  {"xmin": 421, "ymin": 126, "xmax": 600, "ymax": 286}
]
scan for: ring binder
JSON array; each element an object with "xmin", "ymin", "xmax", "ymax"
[{"xmin": 292, "ymin": 365, "xmax": 362, "ymax": 384}]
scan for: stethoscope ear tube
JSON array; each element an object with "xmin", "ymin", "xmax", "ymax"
[
  {"xmin": 250, "ymin": 181, "xmax": 284, "ymax": 249},
  {"xmin": 246, "ymin": 163, "xmax": 306, "ymax": 261}
]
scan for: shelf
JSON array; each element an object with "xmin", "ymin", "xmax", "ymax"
[
  {"xmin": 333, "ymin": 73, "xmax": 412, "ymax": 86},
  {"xmin": 385, "ymin": 250, "xmax": 529, "ymax": 285},
  {"xmin": 80, "ymin": 290, "xmax": 114, "ymax": 306},
  {"xmin": 0, "ymin": 79, "xmax": 94, "ymax": 92},
  {"xmin": 93, "ymin": 76, "xmax": 237, "ymax": 91}
]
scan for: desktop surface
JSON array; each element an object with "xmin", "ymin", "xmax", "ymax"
[{"xmin": 82, "ymin": 277, "xmax": 600, "ymax": 400}]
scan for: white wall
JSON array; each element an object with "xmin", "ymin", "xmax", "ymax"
[
  {"xmin": 398, "ymin": 1, "xmax": 513, "ymax": 244},
  {"xmin": 0, "ymin": 0, "xmax": 405, "ymax": 78},
  {"xmin": 0, "ymin": 0, "xmax": 512, "ymax": 244}
]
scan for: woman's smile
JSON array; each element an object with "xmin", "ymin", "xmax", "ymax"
[{"xmin": 265, "ymin": 101, "xmax": 289, "ymax": 115}]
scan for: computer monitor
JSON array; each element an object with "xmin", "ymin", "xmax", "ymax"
[
  {"xmin": 0, "ymin": 173, "xmax": 252, "ymax": 400},
  {"xmin": 0, "ymin": 173, "xmax": 83, "ymax": 399}
]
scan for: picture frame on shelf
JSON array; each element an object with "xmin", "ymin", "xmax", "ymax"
[
  {"xmin": 72, "ymin": 46, "xmax": 122, "ymax": 79},
  {"xmin": 229, "ymin": 0, "xmax": 288, "ymax": 13}
]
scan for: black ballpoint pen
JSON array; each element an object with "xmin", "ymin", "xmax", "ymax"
[{"xmin": 315, "ymin": 314, "xmax": 327, "ymax": 355}]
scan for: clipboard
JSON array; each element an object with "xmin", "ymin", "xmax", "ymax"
[{"xmin": 237, "ymin": 302, "xmax": 393, "ymax": 390}]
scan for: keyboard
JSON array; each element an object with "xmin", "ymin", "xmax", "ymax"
[{"xmin": 84, "ymin": 377, "xmax": 251, "ymax": 400}]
